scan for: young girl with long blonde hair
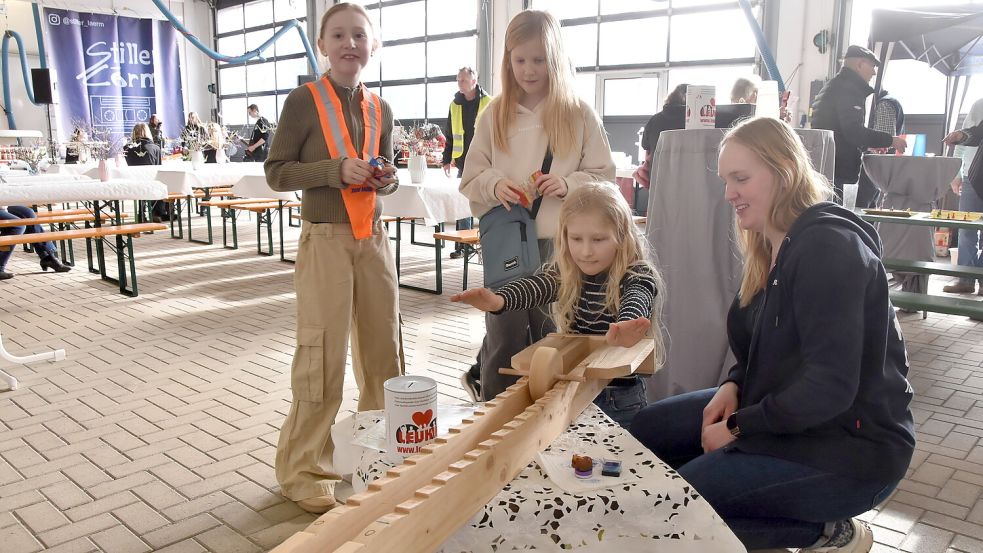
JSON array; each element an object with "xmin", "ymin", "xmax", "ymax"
[
  {"xmin": 453, "ymin": 183, "xmax": 664, "ymax": 427},
  {"xmin": 458, "ymin": 10, "xmax": 615, "ymax": 401}
]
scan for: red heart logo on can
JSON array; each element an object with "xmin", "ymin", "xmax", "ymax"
[{"xmin": 412, "ymin": 409, "xmax": 433, "ymax": 427}]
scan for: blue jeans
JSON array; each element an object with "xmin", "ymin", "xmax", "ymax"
[
  {"xmin": 454, "ymin": 217, "xmax": 473, "ymax": 251},
  {"xmin": 957, "ymin": 180, "xmax": 983, "ymax": 286},
  {"xmin": 0, "ymin": 205, "xmax": 56, "ymax": 271},
  {"xmin": 593, "ymin": 378, "xmax": 646, "ymax": 428},
  {"xmin": 629, "ymin": 388, "xmax": 897, "ymax": 550}
]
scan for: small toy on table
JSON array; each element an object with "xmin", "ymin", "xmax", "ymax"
[
  {"xmin": 571, "ymin": 454, "xmax": 593, "ymax": 479},
  {"xmin": 601, "ymin": 459, "xmax": 622, "ymax": 477}
]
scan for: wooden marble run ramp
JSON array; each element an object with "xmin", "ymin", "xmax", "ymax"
[{"xmin": 272, "ymin": 334, "xmax": 656, "ymax": 553}]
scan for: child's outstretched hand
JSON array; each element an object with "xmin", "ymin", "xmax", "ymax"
[
  {"xmin": 450, "ymin": 288, "xmax": 505, "ymax": 312},
  {"xmin": 606, "ymin": 317, "xmax": 650, "ymax": 348}
]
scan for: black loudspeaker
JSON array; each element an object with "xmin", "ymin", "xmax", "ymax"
[{"xmin": 31, "ymin": 68, "xmax": 53, "ymax": 104}]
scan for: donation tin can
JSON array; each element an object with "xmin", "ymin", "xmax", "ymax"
[{"xmin": 384, "ymin": 375, "xmax": 438, "ymax": 458}]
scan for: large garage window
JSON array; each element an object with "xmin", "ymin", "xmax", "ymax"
[
  {"xmin": 355, "ymin": 0, "xmax": 481, "ymax": 122},
  {"xmin": 215, "ymin": 0, "xmax": 310, "ymax": 127}
]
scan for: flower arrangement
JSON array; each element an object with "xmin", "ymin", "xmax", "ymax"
[
  {"xmin": 180, "ymin": 126, "xmax": 211, "ymax": 155},
  {"xmin": 12, "ymin": 140, "xmax": 49, "ymax": 174},
  {"xmin": 70, "ymin": 118, "xmax": 127, "ymax": 161},
  {"xmin": 394, "ymin": 122, "xmax": 446, "ymax": 164}
]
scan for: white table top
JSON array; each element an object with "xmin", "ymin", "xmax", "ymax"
[
  {"xmin": 333, "ymin": 405, "xmax": 744, "ymax": 552},
  {"xmin": 385, "ymin": 168, "xmax": 472, "ymax": 226},
  {"xmin": 616, "ymin": 167, "xmax": 637, "ymax": 180},
  {"xmin": 158, "ymin": 162, "xmax": 266, "ymax": 195},
  {"xmin": 0, "ymin": 176, "xmax": 168, "ymax": 204},
  {"xmin": 51, "ymin": 161, "xmax": 268, "ymax": 195},
  {"xmin": 232, "ymin": 172, "xmax": 298, "ymax": 201}
]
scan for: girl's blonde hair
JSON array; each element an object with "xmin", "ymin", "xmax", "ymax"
[
  {"xmin": 553, "ymin": 182, "xmax": 667, "ymax": 369},
  {"xmin": 318, "ymin": 3, "xmax": 380, "ymax": 54},
  {"xmin": 187, "ymin": 112, "xmax": 202, "ymax": 127},
  {"xmin": 131, "ymin": 123, "xmax": 151, "ymax": 142},
  {"xmin": 207, "ymin": 122, "xmax": 225, "ymax": 148},
  {"xmin": 721, "ymin": 117, "xmax": 832, "ymax": 307},
  {"xmin": 494, "ymin": 10, "xmax": 580, "ymax": 157}
]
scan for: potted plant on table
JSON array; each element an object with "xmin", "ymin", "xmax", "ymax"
[
  {"xmin": 13, "ymin": 140, "xmax": 49, "ymax": 175},
  {"xmin": 394, "ymin": 122, "xmax": 445, "ymax": 183},
  {"xmin": 71, "ymin": 119, "xmax": 127, "ymax": 181},
  {"xmin": 181, "ymin": 126, "xmax": 210, "ymax": 169}
]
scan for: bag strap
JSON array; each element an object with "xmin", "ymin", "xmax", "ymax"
[{"xmin": 530, "ymin": 148, "xmax": 553, "ymax": 219}]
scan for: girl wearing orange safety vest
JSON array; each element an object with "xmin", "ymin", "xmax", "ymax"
[{"xmin": 264, "ymin": 2, "xmax": 400, "ymax": 515}]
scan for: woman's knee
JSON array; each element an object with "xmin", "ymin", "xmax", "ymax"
[
  {"xmin": 0, "ymin": 225, "xmax": 26, "ymax": 236},
  {"xmin": 6, "ymin": 206, "xmax": 36, "ymax": 219},
  {"xmin": 629, "ymin": 388, "xmax": 713, "ymax": 457}
]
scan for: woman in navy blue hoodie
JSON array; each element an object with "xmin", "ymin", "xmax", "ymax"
[{"xmin": 630, "ymin": 117, "xmax": 914, "ymax": 553}]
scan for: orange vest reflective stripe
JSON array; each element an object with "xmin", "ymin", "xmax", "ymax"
[{"xmin": 306, "ymin": 76, "xmax": 383, "ymax": 239}]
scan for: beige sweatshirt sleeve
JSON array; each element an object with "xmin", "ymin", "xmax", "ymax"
[
  {"xmin": 264, "ymin": 87, "xmax": 345, "ymax": 193},
  {"xmin": 560, "ymin": 101, "xmax": 616, "ymax": 193},
  {"xmin": 459, "ymin": 100, "xmax": 509, "ymax": 215}
]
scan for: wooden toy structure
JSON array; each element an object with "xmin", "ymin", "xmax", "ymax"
[{"xmin": 273, "ymin": 334, "xmax": 657, "ymax": 553}]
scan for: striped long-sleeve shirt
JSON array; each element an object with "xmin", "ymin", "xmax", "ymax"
[{"xmin": 495, "ymin": 262, "xmax": 657, "ymax": 335}]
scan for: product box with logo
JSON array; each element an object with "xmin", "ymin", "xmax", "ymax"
[{"xmin": 685, "ymin": 85, "xmax": 716, "ymax": 129}]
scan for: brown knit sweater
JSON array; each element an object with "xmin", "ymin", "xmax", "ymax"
[{"xmin": 264, "ymin": 73, "xmax": 397, "ymax": 223}]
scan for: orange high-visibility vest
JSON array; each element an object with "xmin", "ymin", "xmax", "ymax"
[{"xmin": 306, "ymin": 76, "xmax": 383, "ymax": 239}]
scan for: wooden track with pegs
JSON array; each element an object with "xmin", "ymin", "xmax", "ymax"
[{"xmin": 272, "ymin": 334, "xmax": 657, "ymax": 553}]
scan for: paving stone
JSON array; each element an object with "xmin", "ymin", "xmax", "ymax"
[
  {"xmin": 113, "ymin": 501, "xmax": 170, "ymax": 534},
  {"xmin": 0, "ymin": 521, "xmax": 44, "ymax": 552},
  {"xmin": 901, "ymin": 523, "xmax": 955, "ymax": 553},
  {"xmin": 89, "ymin": 525, "xmax": 151, "ymax": 553},
  {"xmin": 16, "ymin": 500, "xmax": 71, "ymax": 533},
  {"xmin": 197, "ymin": 525, "xmax": 262, "ymax": 553}
]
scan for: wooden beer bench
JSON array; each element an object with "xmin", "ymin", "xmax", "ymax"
[{"xmin": 0, "ymin": 222, "xmax": 166, "ymax": 296}]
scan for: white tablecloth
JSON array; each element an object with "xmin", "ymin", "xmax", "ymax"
[
  {"xmin": 645, "ymin": 128, "xmax": 835, "ymax": 401},
  {"xmin": 385, "ymin": 168, "xmax": 472, "ymax": 226},
  {"xmin": 157, "ymin": 162, "xmax": 266, "ymax": 195},
  {"xmin": 0, "ymin": 178, "xmax": 167, "ymax": 204},
  {"xmin": 48, "ymin": 163, "xmax": 96, "ymax": 177},
  {"xmin": 862, "ymin": 155, "xmax": 963, "ymax": 292},
  {"xmin": 333, "ymin": 405, "xmax": 744, "ymax": 553},
  {"xmin": 232, "ymin": 173, "xmax": 298, "ymax": 201},
  {"xmin": 615, "ymin": 167, "xmax": 637, "ymax": 179},
  {"xmin": 51, "ymin": 161, "xmax": 267, "ymax": 196},
  {"xmin": 1, "ymin": 172, "xmax": 91, "ymax": 183}
]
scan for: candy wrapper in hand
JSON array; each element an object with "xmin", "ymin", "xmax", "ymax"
[
  {"xmin": 369, "ymin": 156, "xmax": 390, "ymax": 178},
  {"xmin": 507, "ymin": 170, "xmax": 544, "ymax": 209}
]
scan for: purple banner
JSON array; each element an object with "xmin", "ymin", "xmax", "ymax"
[{"xmin": 43, "ymin": 8, "xmax": 185, "ymax": 144}]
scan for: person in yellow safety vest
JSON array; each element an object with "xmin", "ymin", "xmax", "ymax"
[{"xmin": 442, "ymin": 66, "xmax": 491, "ymax": 259}]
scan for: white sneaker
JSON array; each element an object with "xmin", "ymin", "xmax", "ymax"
[
  {"xmin": 460, "ymin": 369, "xmax": 480, "ymax": 403},
  {"xmin": 801, "ymin": 519, "xmax": 873, "ymax": 553}
]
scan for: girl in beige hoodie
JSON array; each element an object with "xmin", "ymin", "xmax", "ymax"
[{"xmin": 459, "ymin": 10, "xmax": 616, "ymax": 400}]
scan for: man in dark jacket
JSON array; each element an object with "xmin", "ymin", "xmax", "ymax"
[
  {"xmin": 811, "ymin": 45, "xmax": 907, "ymax": 200},
  {"xmin": 245, "ymin": 104, "xmax": 273, "ymax": 162},
  {"xmin": 442, "ymin": 66, "xmax": 490, "ymax": 259},
  {"xmin": 631, "ymin": 83, "xmax": 687, "ymax": 212}
]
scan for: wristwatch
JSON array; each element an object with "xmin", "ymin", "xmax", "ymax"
[{"xmin": 726, "ymin": 412, "xmax": 741, "ymax": 437}]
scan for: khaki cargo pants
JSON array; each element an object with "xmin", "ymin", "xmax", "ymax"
[{"xmin": 276, "ymin": 220, "xmax": 402, "ymax": 501}]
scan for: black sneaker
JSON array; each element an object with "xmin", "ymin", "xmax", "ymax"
[
  {"xmin": 450, "ymin": 250, "xmax": 464, "ymax": 259},
  {"xmin": 460, "ymin": 369, "xmax": 480, "ymax": 402}
]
